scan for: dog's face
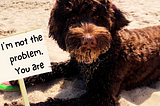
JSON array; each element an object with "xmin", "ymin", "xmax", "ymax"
[{"xmin": 49, "ymin": 0, "xmax": 129, "ymax": 63}]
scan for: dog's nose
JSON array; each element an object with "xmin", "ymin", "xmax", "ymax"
[{"xmin": 81, "ymin": 34, "xmax": 96, "ymax": 47}]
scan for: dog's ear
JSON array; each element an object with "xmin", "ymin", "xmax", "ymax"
[
  {"xmin": 98, "ymin": 0, "xmax": 129, "ymax": 30},
  {"xmin": 49, "ymin": 9, "xmax": 66, "ymax": 51},
  {"xmin": 49, "ymin": 0, "xmax": 72, "ymax": 51},
  {"xmin": 111, "ymin": 3, "xmax": 130, "ymax": 30}
]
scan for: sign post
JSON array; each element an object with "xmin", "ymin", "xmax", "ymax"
[{"xmin": 18, "ymin": 79, "xmax": 30, "ymax": 106}]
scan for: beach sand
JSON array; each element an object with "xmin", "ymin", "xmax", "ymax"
[{"xmin": 0, "ymin": 0, "xmax": 160, "ymax": 105}]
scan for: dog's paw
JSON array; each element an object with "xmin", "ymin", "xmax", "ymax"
[{"xmin": 4, "ymin": 102, "xmax": 24, "ymax": 106}]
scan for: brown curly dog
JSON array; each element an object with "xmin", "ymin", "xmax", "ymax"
[{"xmin": 6, "ymin": 0, "xmax": 160, "ymax": 106}]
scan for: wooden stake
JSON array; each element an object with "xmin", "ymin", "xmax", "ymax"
[{"xmin": 18, "ymin": 79, "xmax": 30, "ymax": 106}]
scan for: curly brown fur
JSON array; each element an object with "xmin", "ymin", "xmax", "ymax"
[{"xmin": 7, "ymin": 0, "xmax": 160, "ymax": 106}]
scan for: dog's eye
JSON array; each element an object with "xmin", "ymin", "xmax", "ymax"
[
  {"xmin": 95, "ymin": 15, "xmax": 99, "ymax": 19},
  {"xmin": 93, "ymin": 15, "xmax": 99, "ymax": 19},
  {"xmin": 72, "ymin": 16, "xmax": 77, "ymax": 20}
]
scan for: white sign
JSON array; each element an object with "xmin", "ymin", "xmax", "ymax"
[{"xmin": 0, "ymin": 29, "xmax": 51, "ymax": 83}]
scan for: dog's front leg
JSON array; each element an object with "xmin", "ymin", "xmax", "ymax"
[
  {"xmin": 5, "ymin": 91, "xmax": 118, "ymax": 106},
  {"xmin": 28, "ymin": 90, "xmax": 118, "ymax": 106},
  {"xmin": 9, "ymin": 58, "xmax": 80, "ymax": 87}
]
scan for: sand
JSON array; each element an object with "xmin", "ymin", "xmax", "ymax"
[{"xmin": 0, "ymin": 0, "xmax": 160, "ymax": 105}]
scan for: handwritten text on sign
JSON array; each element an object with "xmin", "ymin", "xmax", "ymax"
[{"xmin": 0, "ymin": 29, "xmax": 51, "ymax": 83}]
